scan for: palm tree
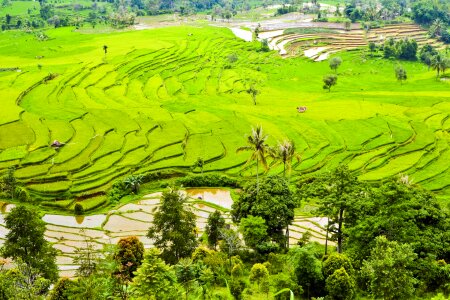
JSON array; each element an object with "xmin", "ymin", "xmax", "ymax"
[
  {"xmin": 429, "ymin": 19, "xmax": 444, "ymax": 38},
  {"xmin": 431, "ymin": 53, "xmax": 446, "ymax": 78},
  {"xmin": 246, "ymin": 84, "xmax": 260, "ymax": 105},
  {"xmin": 194, "ymin": 157, "xmax": 204, "ymax": 175},
  {"xmin": 237, "ymin": 126, "xmax": 269, "ymax": 192},
  {"xmin": 270, "ymin": 140, "xmax": 301, "ymax": 179}
]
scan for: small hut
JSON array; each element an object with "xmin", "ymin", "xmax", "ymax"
[{"xmin": 51, "ymin": 140, "xmax": 63, "ymax": 148}]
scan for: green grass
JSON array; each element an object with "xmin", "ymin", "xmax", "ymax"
[
  {"xmin": 0, "ymin": 1, "xmax": 39, "ymax": 16},
  {"xmin": 0, "ymin": 25, "xmax": 449, "ymax": 209}
]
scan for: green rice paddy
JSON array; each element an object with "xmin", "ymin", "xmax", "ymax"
[{"xmin": 0, "ymin": 25, "xmax": 449, "ymax": 208}]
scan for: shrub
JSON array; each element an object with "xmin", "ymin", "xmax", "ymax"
[
  {"xmin": 176, "ymin": 174, "xmax": 240, "ymax": 188},
  {"xmin": 48, "ymin": 277, "xmax": 73, "ymax": 300},
  {"xmin": 15, "ymin": 186, "xmax": 31, "ymax": 202},
  {"xmin": 260, "ymin": 39, "xmax": 270, "ymax": 52},
  {"xmin": 323, "ymin": 253, "xmax": 355, "ymax": 278},
  {"xmin": 107, "ymin": 180, "xmax": 128, "ymax": 203},
  {"xmin": 249, "ymin": 263, "xmax": 269, "ymax": 286},
  {"xmin": 229, "ymin": 278, "xmax": 247, "ymax": 300},
  {"xmin": 191, "ymin": 246, "xmax": 212, "ymax": 262},
  {"xmin": 143, "ymin": 170, "xmax": 185, "ymax": 181},
  {"xmin": 227, "ymin": 53, "xmax": 238, "ymax": 64},
  {"xmin": 270, "ymin": 273, "xmax": 302, "ymax": 300},
  {"xmin": 74, "ymin": 203, "xmax": 84, "ymax": 215},
  {"xmin": 276, "ymin": 5, "xmax": 297, "ymax": 16},
  {"xmin": 231, "ymin": 262, "xmax": 243, "ymax": 277}
]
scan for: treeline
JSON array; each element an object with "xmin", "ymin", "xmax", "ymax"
[
  {"xmin": 342, "ymin": 0, "xmax": 450, "ymax": 43},
  {"xmin": 366, "ymin": 40, "xmax": 450, "ymax": 79},
  {"xmin": 0, "ymin": 0, "xmax": 274, "ymax": 32},
  {"xmin": 1, "ymin": 165, "xmax": 450, "ymax": 299}
]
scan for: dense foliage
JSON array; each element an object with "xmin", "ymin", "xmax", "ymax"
[
  {"xmin": 147, "ymin": 188, "xmax": 198, "ymax": 264},
  {"xmin": 232, "ymin": 175, "xmax": 295, "ymax": 248},
  {"xmin": 0, "ymin": 167, "xmax": 450, "ymax": 298},
  {"xmin": 1, "ymin": 206, "xmax": 58, "ymax": 282}
]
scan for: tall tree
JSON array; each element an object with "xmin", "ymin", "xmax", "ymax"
[
  {"xmin": 205, "ymin": 210, "xmax": 226, "ymax": 250},
  {"xmin": 322, "ymin": 74, "xmax": 338, "ymax": 92},
  {"xmin": 297, "ymin": 165, "xmax": 363, "ymax": 253},
  {"xmin": 0, "ymin": 258, "xmax": 51, "ymax": 299},
  {"xmin": 237, "ymin": 125, "xmax": 269, "ymax": 193},
  {"xmin": 1, "ymin": 205, "xmax": 58, "ymax": 282},
  {"xmin": 344, "ymin": 178, "xmax": 450, "ymax": 289},
  {"xmin": 1, "ymin": 167, "xmax": 17, "ymax": 200},
  {"xmin": 329, "ymin": 57, "xmax": 342, "ymax": 73},
  {"xmin": 247, "ymin": 84, "xmax": 260, "ymax": 105},
  {"xmin": 147, "ymin": 188, "xmax": 198, "ymax": 264},
  {"xmin": 73, "ymin": 234, "xmax": 99, "ymax": 278},
  {"xmin": 175, "ymin": 258, "xmax": 196, "ymax": 300},
  {"xmin": 368, "ymin": 42, "xmax": 376, "ymax": 56},
  {"xmin": 232, "ymin": 175, "xmax": 295, "ymax": 248},
  {"xmin": 271, "ymin": 139, "xmax": 301, "ymax": 179},
  {"xmin": 431, "ymin": 53, "xmax": 446, "ymax": 78},
  {"xmin": 218, "ymin": 228, "xmax": 242, "ymax": 270}
]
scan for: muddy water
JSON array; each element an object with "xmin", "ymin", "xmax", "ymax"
[
  {"xmin": 0, "ymin": 189, "xmax": 329, "ymax": 278},
  {"xmin": 186, "ymin": 188, "xmax": 234, "ymax": 210},
  {"xmin": 43, "ymin": 214, "xmax": 106, "ymax": 228}
]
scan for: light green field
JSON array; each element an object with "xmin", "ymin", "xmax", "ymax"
[
  {"xmin": 0, "ymin": 25, "xmax": 449, "ymax": 208},
  {"xmin": 0, "ymin": 1, "xmax": 39, "ymax": 16}
]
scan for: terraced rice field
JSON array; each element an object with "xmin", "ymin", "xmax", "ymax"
[
  {"xmin": 0, "ymin": 189, "xmax": 329, "ymax": 277},
  {"xmin": 0, "ymin": 25, "xmax": 450, "ymax": 208},
  {"xmin": 264, "ymin": 23, "xmax": 445, "ymax": 61}
]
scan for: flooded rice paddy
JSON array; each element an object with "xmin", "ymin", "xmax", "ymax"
[{"xmin": 0, "ymin": 188, "xmax": 330, "ymax": 277}]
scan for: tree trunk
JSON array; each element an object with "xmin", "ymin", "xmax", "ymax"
[
  {"xmin": 337, "ymin": 208, "xmax": 343, "ymax": 253},
  {"xmin": 286, "ymin": 226, "xmax": 289, "ymax": 249},
  {"xmin": 256, "ymin": 157, "xmax": 259, "ymax": 193},
  {"xmin": 324, "ymin": 218, "xmax": 329, "ymax": 256}
]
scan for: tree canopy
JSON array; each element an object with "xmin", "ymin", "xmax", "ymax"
[
  {"xmin": 1, "ymin": 205, "xmax": 58, "ymax": 282},
  {"xmin": 147, "ymin": 188, "xmax": 198, "ymax": 264},
  {"xmin": 232, "ymin": 175, "xmax": 295, "ymax": 247}
]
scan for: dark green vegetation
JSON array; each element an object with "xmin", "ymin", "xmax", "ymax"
[
  {"xmin": 0, "ymin": 0, "xmax": 272, "ymax": 31},
  {"xmin": 2, "ymin": 168, "xmax": 450, "ymax": 299},
  {"xmin": 147, "ymin": 188, "xmax": 198, "ymax": 264}
]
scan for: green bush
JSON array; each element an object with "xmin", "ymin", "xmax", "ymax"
[
  {"xmin": 49, "ymin": 277, "xmax": 73, "ymax": 300},
  {"xmin": 229, "ymin": 278, "xmax": 247, "ymax": 300},
  {"xmin": 74, "ymin": 203, "xmax": 84, "ymax": 215},
  {"xmin": 107, "ymin": 180, "xmax": 128, "ymax": 203},
  {"xmin": 15, "ymin": 186, "xmax": 31, "ymax": 202},
  {"xmin": 141, "ymin": 170, "xmax": 186, "ymax": 183},
  {"xmin": 176, "ymin": 174, "xmax": 240, "ymax": 188}
]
